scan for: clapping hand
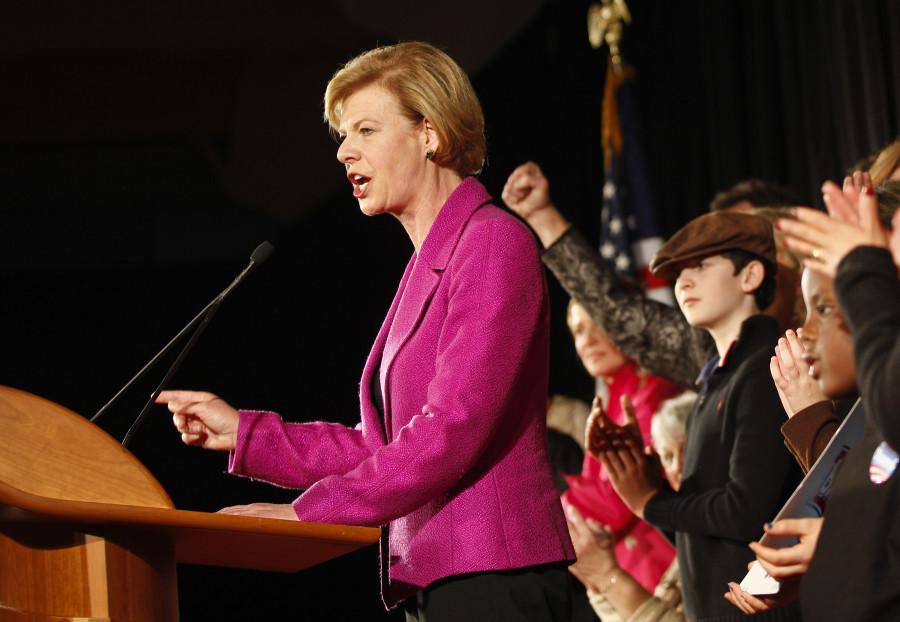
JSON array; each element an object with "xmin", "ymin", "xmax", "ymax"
[
  {"xmin": 777, "ymin": 179, "xmax": 892, "ymax": 278},
  {"xmin": 770, "ymin": 329, "xmax": 827, "ymax": 417},
  {"xmin": 586, "ymin": 395, "xmax": 661, "ymax": 519},
  {"xmin": 565, "ymin": 505, "xmax": 619, "ymax": 592}
]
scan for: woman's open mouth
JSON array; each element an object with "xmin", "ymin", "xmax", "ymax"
[{"xmin": 349, "ymin": 173, "xmax": 370, "ymax": 198}]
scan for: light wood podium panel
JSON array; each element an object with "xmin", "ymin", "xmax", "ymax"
[{"xmin": 0, "ymin": 386, "xmax": 380, "ymax": 622}]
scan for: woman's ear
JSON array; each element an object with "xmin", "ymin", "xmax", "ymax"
[
  {"xmin": 740, "ymin": 260, "xmax": 765, "ymax": 294},
  {"xmin": 422, "ymin": 118, "xmax": 440, "ymax": 155}
]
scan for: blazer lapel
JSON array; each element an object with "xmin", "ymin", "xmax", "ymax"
[
  {"xmin": 373, "ymin": 176, "xmax": 493, "ymax": 438},
  {"xmin": 359, "ymin": 255, "xmax": 416, "ymax": 447},
  {"xmin": 380, "ymin": 256, "xmax": 440, "ymax": 437}
]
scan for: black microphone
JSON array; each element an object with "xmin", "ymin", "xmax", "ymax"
[{"xmin": 90, "ymin": 241, "xmax": 274, "ymax": 446}]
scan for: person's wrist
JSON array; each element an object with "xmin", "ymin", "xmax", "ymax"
[
  {"xmin": 524, "ymin": 204, "xmax": 568, "ymax": 248},
  {"xmin": 229, "ymin": 415, "xmax": 240, "ymax": 450},
  {"xmin": 633, "ymin": 488, "xmax": 658, "ymax": 519},
  {"xmin": 593, "ymin": 567, "xmax": 622, "ymax": 594}
]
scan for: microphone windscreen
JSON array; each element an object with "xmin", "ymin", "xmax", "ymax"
[{"xmin": 251, "ymin": 241, "xmax": 275, "ymax": 266}]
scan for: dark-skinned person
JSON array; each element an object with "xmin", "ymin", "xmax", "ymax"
[
  {"xmin": 585, "ymin": 211, "xmax": 803, "ymax": 621},
  {"xmin": 155, "ymin": 41, "xmax": 575, "ymax": 622},
  {"xmin": 727, "ymin": 179, "xmax": 900, "ymax": 619}
]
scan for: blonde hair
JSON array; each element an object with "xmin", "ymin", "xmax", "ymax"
[
  {"xmin": 324, "ymin": 41, "xmax": 486, "ymax": 176},
  {"xmin": 869, "ymin": 139, "xmax": 900, "ymax": 186}
]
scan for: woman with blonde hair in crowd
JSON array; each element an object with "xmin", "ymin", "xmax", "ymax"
[{"xmin": 563, "ymin": 300, "xmax": 682, "ymax": 619}]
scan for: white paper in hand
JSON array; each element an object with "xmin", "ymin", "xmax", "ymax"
[
  {"xmin": 739, "ymin": 399, "xmax": 865, "ymax": 595},
  {"xmin": 740, "ymin": 561, "xmax": 781, "ymax": 596}
]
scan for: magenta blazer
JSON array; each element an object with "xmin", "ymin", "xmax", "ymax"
[{"xmin": 228, "ymin": 177, "xmax": 574, "ymax": 605}]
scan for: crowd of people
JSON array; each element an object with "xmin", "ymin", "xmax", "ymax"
[
  {"xmin": 154, "ymin": 41, "xmax": 900, "ymax": 621},
  {"xmin": 504, "ymin": 142, "xmax": 900, "ymax": 621}
]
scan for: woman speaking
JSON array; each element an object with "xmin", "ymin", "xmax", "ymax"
[{"xmin": 157, "ymin": 42, "xmax": 574, "ymax": 621}]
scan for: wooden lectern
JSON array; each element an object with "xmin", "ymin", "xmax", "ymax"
[{"xmin": 0, "ymin": 386, "xmax": 380, "ymax": 621}]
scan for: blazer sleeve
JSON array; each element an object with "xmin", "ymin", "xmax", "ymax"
[
  {"xmin": 643, "ymin": 362, "xmax": 800, "ymax": 542},
  {"xmin": 228, "ymin": 412, "xmax": 370, "ymax": 489},
  {"xmin": 835, "ymin": 246, "xmax": 900, "ymax": 448},
  {"xmin": 542, "ymin": 227, "xmax": 711, "ymax": 388},
  {"xmin": 290, "ymin": 218, "xmax": 548, "ymax": 525},
  {"xmin": 780, "ymin": 401, "xmax": 839, "ymax": 473}
]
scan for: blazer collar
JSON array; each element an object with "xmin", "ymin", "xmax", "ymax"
[{"xmin": 417, "ymin": 176, "xmax": 493, "ymax": 270}]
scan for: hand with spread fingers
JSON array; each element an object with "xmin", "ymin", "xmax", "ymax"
[
  {"xmin": 769, "ymin": 329, "xmax": 827, "ymax": 418},
  {"xmin": 777, "ymin": 180, "xmax": 890, "ymax": 278},
  {"xmin": 156, "ymin": 390, "xmax": 239, "ymax": 451},
  {"xmin": 584, "ymin": 395, "xmax": 643, "ymax": 456},
  {"xmin": 836, "ymin": 170, "xmax": 869, "ymax": 221},
  {"xmin": 587, "ymin": 395, "xmax": 662, "ymax": 519},
  {"xmin": 218, "ymin": 502, "xmax": 299, "ymax": 521}
]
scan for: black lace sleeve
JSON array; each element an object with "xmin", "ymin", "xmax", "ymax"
[{"xmin": 541, "ymin": 227, "xmax": 712, "ymax": 388}]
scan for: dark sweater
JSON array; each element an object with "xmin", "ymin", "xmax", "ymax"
[
  {"xmin": 800, "ymin": 246, "xmax": 900, "ymax": 620},
  {"xmin": 643, "ymin": 315, "xmax": 802, "ymax": 621}
]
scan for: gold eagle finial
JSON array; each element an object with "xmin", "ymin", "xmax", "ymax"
[{"xmin": 587, "ymin": 0, "xmax": 632, "ymax": 68}]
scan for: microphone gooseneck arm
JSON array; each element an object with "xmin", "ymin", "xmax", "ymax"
[
  {"xmin": 121, "ymin": 299, "xmax": 222, "ymax": 447},
  {"xmin": 90, "ymin": 298, "xmax": 217, "ymax": 424},
  {"xmin": 89, "ymin": 242, "xmax": 274, "ymax": 445}
]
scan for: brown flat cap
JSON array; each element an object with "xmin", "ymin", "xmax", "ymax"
[{"xmin": 650, "ymin": 212, "xmax": 775, "ymax": 281}]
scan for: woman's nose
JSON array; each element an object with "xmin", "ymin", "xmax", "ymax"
[{"xmin": 337, "ymin": 138, "xmax": 356, "ymax": 165}]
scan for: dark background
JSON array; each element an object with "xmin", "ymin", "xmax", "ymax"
[{"xmin": 2, "ymin": 1, "xmax": 898, "ymax": 619}]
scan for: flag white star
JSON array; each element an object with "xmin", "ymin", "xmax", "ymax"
[
  {"xmin": 609, "ymin": 217, "xmax": 623, "ymax": 234},
  {"xmin": 601, "ymin": 242, "xmax": 616, "ymax": 258},
  {"xmin": 615, "ymin": 254, "xmax": 632, "ymax": 270},
  {"xmin": 603, "ymin": 181, "xmax": 616, "ymax": 199}
]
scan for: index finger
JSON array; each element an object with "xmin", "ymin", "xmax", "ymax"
[
  {"xmin": 764, "ymin": 517, "xmax": 822, "ymax": 537},
  {"xmin": 783, "ymin": 330, "xmax": 806, "ymax": 362},
  {"xmin": 857, "ymin": 183, "xmax": 889, "ymax": 247},
  {"xmin": 156, "ymin": 390, "xmax": 216, "ymax": 403}
]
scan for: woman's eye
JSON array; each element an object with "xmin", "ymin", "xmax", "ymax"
[
  {"xmin": 816, "ymin": 304, "xmax": 833, "ymax": 316},
  {"xmin": 360, "ymin": 127, "xmax": 374, "ymax": 136}
]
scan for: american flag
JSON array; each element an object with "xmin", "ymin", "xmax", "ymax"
[{"xmin": 600, "ymin": 63, "xmax": 673, "ymax": 305}]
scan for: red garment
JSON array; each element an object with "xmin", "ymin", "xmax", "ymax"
[{"xmin": 562, "ymin": 362, "xmax": 681, "ymax": 592}]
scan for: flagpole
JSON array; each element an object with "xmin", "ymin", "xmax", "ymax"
[{"xmin": 587, "ymin": 0, "xmax": 631, "ymax": 71}]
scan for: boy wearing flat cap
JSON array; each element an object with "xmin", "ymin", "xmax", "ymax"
[{"xmin": 591, "ymin": 212, "xmax": 802, "ymax": 621}]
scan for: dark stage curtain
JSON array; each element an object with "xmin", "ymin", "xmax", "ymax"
[{"xmin": 480, "ymin": 0, "xmax": 900, "ymax": 237}]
